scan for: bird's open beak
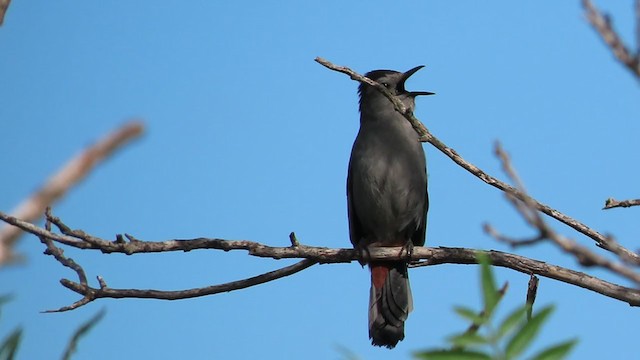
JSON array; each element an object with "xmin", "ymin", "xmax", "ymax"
[{"xmin": 401, "ymin": 65, "xmax": 435, "ymax": 96}]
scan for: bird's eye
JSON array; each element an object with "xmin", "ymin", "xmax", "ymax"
[{"xmin": 382, "ymin": 83, "xmax": 390, "ymax": 88}]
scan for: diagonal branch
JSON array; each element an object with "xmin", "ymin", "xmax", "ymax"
[
  {"xmin": 583, "ymin": 0, "xmax": 640, "ymax": 79},
  {"xmin": 314, "ymin": 57, "xmax": 640, "ymax": 264},
  {"xmin": 0, "ymin": 0, "xmax": 10, "ymax": 26},
  {"xmin": 487, "ymin": 144, "xmax": 640, "ymax": 281},
  {"xmin": 315, "ymin": 57, "xmax": 429, "ymax": 140},
  {"xmin": 0, "ymin": 121, "xmax": 145, "ymax": 265}
]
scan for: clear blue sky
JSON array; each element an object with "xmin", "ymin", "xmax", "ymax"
[{"xmin": 2, "ymin": 1, "xmax": 639, "ymax": 359}]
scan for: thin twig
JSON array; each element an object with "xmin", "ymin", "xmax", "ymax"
[
  {"xmin": 488, "ymin": 144, "xmax": 640, "ymax": 282},
  {"xmin": 583, "ymin": 0, "xmax": 640, "ymax": 79},
  {"xmin": 483, "ymin": 223, "xmax": 545, "ymax": 247},
  {"xmin": 603, "ymin": 197, "xmax": 640, "ymax": 210},
  {"xmin": 48, "ymin": 259, "xmax": 317, "ymax": 312},
  {"xmin": 314, "ymin": 57, "xmax": 430, "ymax": 140}
]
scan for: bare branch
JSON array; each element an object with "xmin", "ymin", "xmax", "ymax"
[
  {"xmin": 0, "ymin": 121, "xmax": 144, "ymax": 265},
  {"xmin": 40, "ymin": 208, "xmax": 88, "ymax": 285},
  {"xmin": 3, "ymin": 210, "xmax": 637, "ymax": 309},
  {"xmin": 49, "ymin": 244, "xmax": 640, "ymax": 310},
  {"xmin": 48, "ymin": 259, "xmax": 316, "ymax": 312},
  {"xmin": 483, "ymin": 223, "xmax": 545, "ymax": 247},
  {"xmin": 0, "ymin": 0, "xmax": 10, "ymax": 26},
  {"xmin": 488, "ymin": 144, "xmax": 640, "ymax": 282},
  {"xmin": 412, "ymin": 247, "xmax": 640, "ymax": 306},
  {"xmin": 603, "ymin": 197, "xmax": 640, "ymax": 210},
  {"xmin": 583, "ymin": 0, "xmax": 640, "ymax": 79},
  {"xmin": 315, "ymin": 57, "xmax": 627, "ymax": 262}
]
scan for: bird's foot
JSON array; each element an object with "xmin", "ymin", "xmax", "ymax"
[
  {"xmin": 354, "ymin": 243, "xmax": 371, "ymax": 267},
  {"xmin": 399, "ymin": 240, "xmax": 414, "ymax": 261}
]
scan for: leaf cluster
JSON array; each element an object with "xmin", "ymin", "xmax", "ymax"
[
  {"xmin": 0, "ymin": 295, "xmax": 104, "ymax": 360},
  {"xmin": 415, "ymin": 254, "xmax": 577, "ymax": 360}
]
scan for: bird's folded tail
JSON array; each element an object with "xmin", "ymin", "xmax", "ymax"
[{"xmin": 368, "ymin": 261, "xmax": 413, "ymax": 348}]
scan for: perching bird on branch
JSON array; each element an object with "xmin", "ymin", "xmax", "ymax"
[{"xmin": 347, "ymin": 66, "xmax": 432, "ymax": 348}]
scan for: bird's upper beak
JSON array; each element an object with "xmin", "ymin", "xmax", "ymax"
[{"xmin": 401, "ymin": 65, "xmax": 435, "ymax": 96}]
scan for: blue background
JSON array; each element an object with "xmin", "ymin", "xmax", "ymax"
[{"xmin": 2, "ymin": 1, "xmax": 639, "ymax": 359}]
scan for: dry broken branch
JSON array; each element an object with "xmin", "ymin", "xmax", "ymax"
[
  {"xmin": 583, "ymin": 0, "xmax": 640, "ymax": 79},
  {"xmin": 0, "ymin": 121, "xmax": 144, "ymax": 265},
  {"xmin": 0, "ymin": 0, "xmax": 10, "ymax": 26},
  {"xmin": 603, "ymin": 197, "xmax": 640, "ymax": 210}
]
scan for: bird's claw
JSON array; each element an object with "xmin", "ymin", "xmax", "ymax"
[
  {"xmin": 355, "ymin": 243, "xmax": 371, "ymax": 267},
  {"xmin": 399, "ymin": 240, "xmax": 414, "ymax": 261}
]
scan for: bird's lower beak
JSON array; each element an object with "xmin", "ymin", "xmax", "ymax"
[
  {"xmin": 401, "ymin": 65, "xmax": 435, "ymax": 96},
  {"xmin": 409, "ymin": 91, "xmax": 435, "ymax": 96}
]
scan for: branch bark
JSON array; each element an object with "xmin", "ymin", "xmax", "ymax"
[
  {"xmin": 2, "ymin": 210, "xmax": 639, "ymax": 311},
  {"xmin": 603, "ymin": 197, "xmax": 640, "ymax": 210}
]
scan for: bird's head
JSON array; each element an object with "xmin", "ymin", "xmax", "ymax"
[{"xmin": 358, "ymin": 66, "xmax": 434, "ymax": 114}]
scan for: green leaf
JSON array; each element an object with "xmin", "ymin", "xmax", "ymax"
[
  {"xmin": 497, "ymin": 304, "xmax": 528, "ymax": 338},
  {"xmin": 505, "ymin": 306, "xmax": 554, "ymax": 359},
  {"xmin": 448, "ymin": 332, "xmax": 488, "ymax": 347},
  {"xmin": 61, "ymin": 309, "xmax": 106, "ymax": 360},
  {"xmin": 0, "ymin": 295, "xmax": 12, "ymax": 307},
  {"xmin": 0, "ymin": 295, "xmax": 13, "ymax": 322},
  {"xmin": 414, "ymin": 349, "xmax": 491, "ymax": 360},
  {"xmin": 530, "ymin": 339, "xmax": 578, "ymax": 360},
  {"xmin": 334, "ymin": 344, "xmax": 361, "ymax": 360},
  {"xmin": 0, "ymin": 327, "xmax": 23, "ymax": 360},
  {"xmin": 453, "ymin": 306, "xmax": 485, "ymax": 325},
  {"xmin": 477, "ymin": 253, "xmax": 498, "ymax": 316}
]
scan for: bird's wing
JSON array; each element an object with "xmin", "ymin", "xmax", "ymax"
[
  {"xmin": 347, "ymin": 159, "xmax": 363, "ymax": 248},
  {"xmin": 411, "ymin": 183, "xmax": 429, "ymax": 247}
]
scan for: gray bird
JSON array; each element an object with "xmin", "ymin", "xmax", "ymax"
[{"xmin": 347, "ymin": 66, "xmax": 433, "ymax": 348}]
